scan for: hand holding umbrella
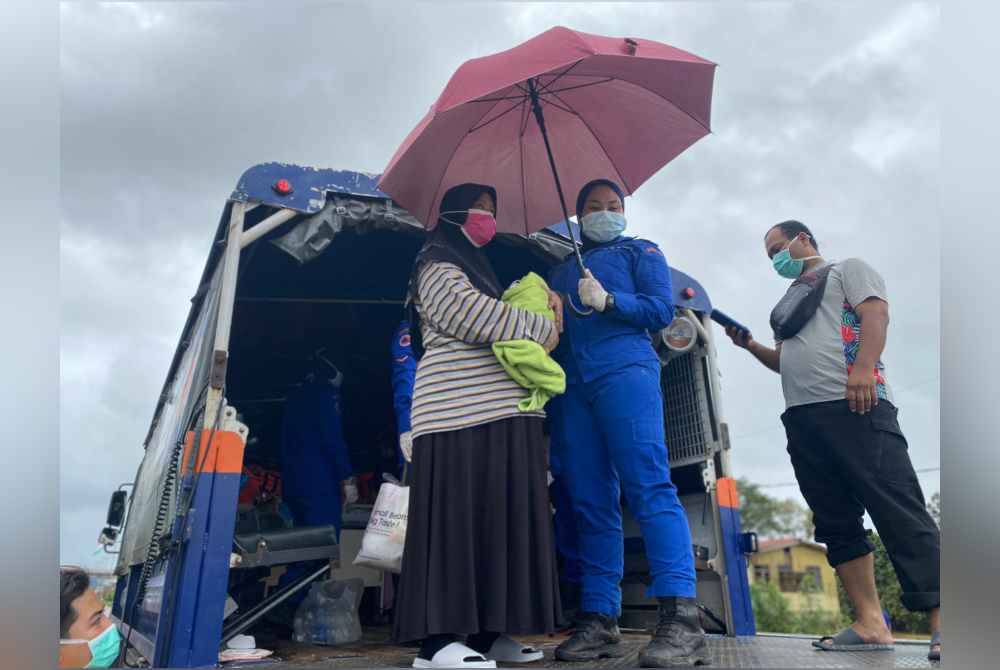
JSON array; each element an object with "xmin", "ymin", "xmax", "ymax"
[{"xmin": 578, "ymin": 270, "xmax": 610, "ymax": 312}]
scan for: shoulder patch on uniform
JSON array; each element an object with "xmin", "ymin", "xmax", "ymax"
[
  {"xmin": 645, "ymin": 246, "xmax": 664, "ymax": 256},
  {"xmin": 399, "ymin": 333, "xmax": 411, "ymax": 347}
]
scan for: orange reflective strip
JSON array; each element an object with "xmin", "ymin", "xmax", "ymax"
[
  {"xmin": 717, "ymin": 477, "xmax": 739, "ymax": 509},
  {"xmin": 180, "ymin": 429, "xmax": 246, "ymax": 475}
]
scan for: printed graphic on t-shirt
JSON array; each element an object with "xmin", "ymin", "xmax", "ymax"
[{"xmin": 840, "ymin": 300, "xmax": 888, "ymax": 400}]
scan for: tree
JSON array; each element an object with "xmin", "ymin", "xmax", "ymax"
[
  {"xmin": 927, "ymin": 491, "xmax": 941, "ymax": 529},
  {"xmin": 802, "ymin": 507, "xmax": 816, "ymax": 540},
  {"xmin": 737, "ymin": 478, "xmax": 811, "ymax": 539},
  {"xmin": 750, "ymin": 581, "xmax": 796, "ymax": 633},
  {"xmin": 750, "ymin": 577, "xmax": 845, "ymax": 635},
  {"xmin": 795, "ymin": 572, "xmax": 848, "ymax": 635}
]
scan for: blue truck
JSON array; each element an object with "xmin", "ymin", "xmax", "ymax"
[{"xmin": 99, "ymin": 162, "xmax": 927, "ymax": 669}]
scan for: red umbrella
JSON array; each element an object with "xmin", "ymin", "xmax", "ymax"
[{"xmin": 379, "ymin": 25, "xmax": 716, "ymax": 281}]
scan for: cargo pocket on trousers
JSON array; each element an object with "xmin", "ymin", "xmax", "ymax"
[
  {"xmin": 870, "ymin": 405, "xmax": 916, "ymax": 486},
  {"xmin": 623, "ymin": 417, "xmax": 669, "ymax": 477}
]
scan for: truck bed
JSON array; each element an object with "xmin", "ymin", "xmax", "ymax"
[{"xmin": 232, "ymin": 628, "xmax": 938, "ymax": 669}]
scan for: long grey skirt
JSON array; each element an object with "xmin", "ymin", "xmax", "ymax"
[{"xmin": 392, "ymin": 416, "xmax": 562, "ymax": 643}]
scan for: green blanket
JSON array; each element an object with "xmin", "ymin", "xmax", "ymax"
[{"xmin": 493, "ymin": 272, "xmax": 566, "ymax": 412}]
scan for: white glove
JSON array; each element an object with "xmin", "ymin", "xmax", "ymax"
[
  {"xmin": 578, "ymin": 270, "xmax": 609, "ymax": 312},
  {"xmin": 400, "ymin": 431, "xmax": 414, "ymax": 463},
  {"xmin": 342, "ymin": 477, "xmax": 358, "ymax": 505}
]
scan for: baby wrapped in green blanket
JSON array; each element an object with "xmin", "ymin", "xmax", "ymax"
[{"xmin": 493, "ymin": 272, "xmax": 566, "ymax": 411}]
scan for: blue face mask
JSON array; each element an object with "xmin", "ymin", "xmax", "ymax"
[
  {"xmin": 772, "ymin": 237, "xmax": 820, "ymax": 279},
  {"xmin": 580, "ymin": 210, "xmax": 627, "ymax": 243}
]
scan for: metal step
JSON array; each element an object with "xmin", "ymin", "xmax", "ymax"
[{"xmin": 260, "ymin": 630, "xmax": 938, "ymax": 669}]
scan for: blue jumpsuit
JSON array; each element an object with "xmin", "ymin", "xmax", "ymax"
[
  {"xmin": 390, "ymin": 320, "xmax": 417, "ymax": 477},
  {"xmin": 547, "ymin": 236, "xmax": 696, "ymax": 617},
  {"xmin": 280, "ymin": 379, "xmax": 354, "ymax": 534},
  {"xmin": 277, "ymin": 379, "xmax": 354, "ymax": 602}
]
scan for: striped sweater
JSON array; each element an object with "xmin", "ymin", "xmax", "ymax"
[{"xmin": 410, "ymin": 261, "xmax": 556, "ymax": 440}]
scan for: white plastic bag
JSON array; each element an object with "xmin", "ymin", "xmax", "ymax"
[{"xmin": 352, "ymin": 481, "xmax": 409, "ymax": 573}]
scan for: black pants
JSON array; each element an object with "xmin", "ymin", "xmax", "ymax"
[{"xmin": 781, "ymin": 400, "xmax": 940, "ymax": 612}]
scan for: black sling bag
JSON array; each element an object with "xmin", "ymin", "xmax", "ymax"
[{"xmin": 769, "ymin": 263, "xmax": 835, "ymax": 341}]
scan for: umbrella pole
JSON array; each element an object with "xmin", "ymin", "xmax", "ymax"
[
  {"xmin": 528, "ymin": 79, "xmax": 587, "ymax": 275},
  {"xmin": 528, "ymin": 79, "xmax": 594, "ymax": 317}
]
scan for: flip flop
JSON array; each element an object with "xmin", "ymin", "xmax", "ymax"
[
  {"xmin": 483, "ymin": 635, "xmax": 545, "ymax": 663},
  {"xmin": 812, "ymin": 628, "xmax": 894, "ymax": 652},
  {"xmin": 928, "ymin": 631, "xmax": 941, "ymax": 661},
  {"xmin": 412, "ymin": 642, "xmax": 497, "ymax": 669}
]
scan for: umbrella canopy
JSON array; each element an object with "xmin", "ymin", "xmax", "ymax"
[{"xmin": 378, "ymin": 25, "xmax": 716, "ymax": 237}]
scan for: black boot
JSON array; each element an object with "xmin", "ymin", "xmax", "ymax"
[
  {"xmin": 555, "ymin": 611, "xmax": 625, "ymax": 661},
  {"xmin": 638, "ymin": 597, "xmax": 710, "ymax": 667}
]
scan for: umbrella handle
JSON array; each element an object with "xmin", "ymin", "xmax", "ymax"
[
  {"xmin": 554, "ymin": 291, "xmax": 595, "ymax": 319},
  {"xmin": 566, "ymin": 292, "xmax": 594, "ymax": 317}
]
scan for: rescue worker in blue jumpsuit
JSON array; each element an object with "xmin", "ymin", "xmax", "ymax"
[
  {"xmin": 276, "ymin": 363, "xmax": 356, "ymax": 608},
  {"xmin": 390, "ymin": 319, "xmax": 417, "ymax": 477},
  {"xmin": 547, "ymin": 180, "xmax": 709, "ymax": 667},
  {"xmin": 280, "ymin": 366, "xmax": 355, "ymax": 532}
]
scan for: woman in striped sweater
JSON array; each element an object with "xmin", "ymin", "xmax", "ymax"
[{"xmin": 392, "ymin": 183, "xmax": 564, "ymax": 669}]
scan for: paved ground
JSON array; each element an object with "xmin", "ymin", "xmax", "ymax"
[{"xmin": 228, "ymin": 629, "xmax": 939, "ymax": 669}]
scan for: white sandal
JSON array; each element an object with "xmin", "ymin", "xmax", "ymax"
[
  {"xmin": 484, "ymin": 635, "xmax": 545, "ymax": 663},
  {"xmin": 412, "ymin": 642, "xmax": 497, "ymax": 669}
]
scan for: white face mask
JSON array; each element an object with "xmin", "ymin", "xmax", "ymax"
[{"xmin": 580, "ymin": 210, "xmax": 627, "ymax": 243}]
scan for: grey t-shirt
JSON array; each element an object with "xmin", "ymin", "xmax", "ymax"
[{"xmin": 777, "ymin": 258, "xmax": 894, "ymax": 408}]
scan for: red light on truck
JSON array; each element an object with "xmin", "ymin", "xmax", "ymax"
[{"xmin": 273, "ymin": 179, "xmax": 293, "ymax": 195}]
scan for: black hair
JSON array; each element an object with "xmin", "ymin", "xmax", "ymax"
[
  {"xmin": 768, "ymin": 219, "xmax": 819, "ymax": 252},
  {"xmin": 60, "ymin": 567, "xmax": 90, "ymax": 638},
  {"xmin": 438, "ymin": 183, "xmax": 498, "ymax": 226},
  {"xmin": 575, "ymin": 179, "xmax": 625, "ymax": 221}
]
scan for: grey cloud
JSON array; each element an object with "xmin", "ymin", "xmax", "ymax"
[{"xmin": 60, "ymin": 2, "xmax": 940, "ymax": 565}]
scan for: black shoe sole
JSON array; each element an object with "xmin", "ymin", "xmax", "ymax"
[{"xmin": 555, "ymin": 642, "xmax": 627, "ymax": 662}]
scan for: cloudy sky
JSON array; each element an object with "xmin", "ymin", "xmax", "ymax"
[{"xmin": 60, "ymin": 1, "xmax": 940, "ymax": 569}]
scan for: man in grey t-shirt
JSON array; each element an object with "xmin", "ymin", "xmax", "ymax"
[
  {"xmin": 776, "ymin": 257, "xmax": 895, "ymax": 410},
  {"xmin": 725, "ymin": 220, "xmax": 941, "ymax": 660}
]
